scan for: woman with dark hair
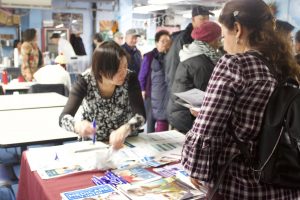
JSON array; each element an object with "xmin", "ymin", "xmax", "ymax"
[
  {"xmin": 181, "ymin": 0, "xmax": 300, "ymax": 199},
  {"xmin": 59, "ymin": 41, "xmax": 145, "ymax": 149},
  {"xmin": 138, "ymin": 30, "xmax": 171, "ymax": 132},
  {"xmin": 21, "ymin": 28, "xmax": 43, "ymax": 81}
]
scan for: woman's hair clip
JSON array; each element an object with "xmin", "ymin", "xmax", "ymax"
[{"xmin": 233, "ymin": 11, "xmax": 239, "ymax": 17}]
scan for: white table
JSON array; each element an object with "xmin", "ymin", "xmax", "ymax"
[
  {"xmin": 0, "ymin": 92, "xmax": 67, "ymax": 111},
  {"xmin": 0, "ymin": 107, "xmax": 77, "ymax": 148},
  {"xmin": 2, "ymin": 82, "xmax": 36, "ymax": 92}
]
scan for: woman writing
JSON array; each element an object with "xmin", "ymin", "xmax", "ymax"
[
  {"xmin": 59, "ymin": 41, "xmax": 145, "ymax": 149},
  {"xmin": 181, "ymin": 0, "xmax": 300, "ymax": 199}
]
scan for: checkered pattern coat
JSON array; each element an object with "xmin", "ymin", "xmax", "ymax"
[{"xmin": 181, "ymin": 52, "xmax": 300, "ymax": 199}]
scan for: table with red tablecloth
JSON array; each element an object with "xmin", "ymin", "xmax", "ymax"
[{"xmin": 17, "ymin": 151, "xmax": 104, "ymax": 200}]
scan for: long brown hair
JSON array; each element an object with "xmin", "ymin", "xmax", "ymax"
[{"xmin": 219, "ymin": 0, "xmax": 300, "ymax": 81}]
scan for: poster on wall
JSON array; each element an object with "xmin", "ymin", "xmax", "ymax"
[
  {"xmin": 52, "ymin": 13, "xmax": 83, "ymax": 33},
  {"xmin": 99, "ymin": 20, "xmax": 118, "ymax": 40}
]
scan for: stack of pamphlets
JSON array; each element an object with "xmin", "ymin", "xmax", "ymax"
[
  {"xmin": 153, "ymin": 163, "xmax": 184, "ymax": 177},
  {"xmin": 118, "ymin": 177, "xmax": 205, "ymax": 200},
  {"xmin": 113, "ymin": 166, "xmax": 161, "ymax": 185},
  {"xmin": 60, "ymin": 184, "xmax": 128, "ymax": 200},
  {"xmin": 92, "ymin": 171, "xmax": 128, "ymax": 187}
]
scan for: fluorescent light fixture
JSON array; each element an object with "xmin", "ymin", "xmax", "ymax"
[
  {"xmin": 148, "ymin": 0, "xmax": 182, "ymax": 4},
  {"xmin": 133, "ymin": 5, "xmax": 168, "ymax": 14},
  {"xmin": 183, "ymin": 12, "xmax": 192, "ymax": 18},
  {"xmin": 211, "ymin": 9, "xmax": 222, "ymax": 18},
  {"xmin": 72, "ymin": 20, "xmax": 77, "ymax": 24},
  {"xmin": 55, "ymin": 24, "xmax": 64, "ymax": 28}
]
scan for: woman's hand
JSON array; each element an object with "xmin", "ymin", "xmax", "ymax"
[
  {"xmin": 141, "ymin": 91, "xmax": 146, "ymax": 100},
  {"xmin": 74, "ymin": 120, "xmax": 95, "ymax": 137},
  {"xmin": 109, "ymin": 124, "xmax": 131, "ymax": 150},
  {"xmin": 190, "ymin": 108, "xmax": 199, "ymax": 117},
  {"xmin": 190, "ymin": 177, "xmax": 204, "ymax": 190}
]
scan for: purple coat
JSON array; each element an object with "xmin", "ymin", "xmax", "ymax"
[{"xmin": 138, "ymin": 48, "xmax": 158, "ymax": 98}]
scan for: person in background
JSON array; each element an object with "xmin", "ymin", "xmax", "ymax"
[
  {"xmin": 113, "ymin": 32, "xmax": 124, "ymax": 46},
  {"xmin": 181, "ymin": 0, "xmax": 300, "ymax": 199},
  {"xmin": 150, "ymin": 30, "xmax": 171, "ymax": 132},
  {"xmin": 33, "ymin": 53, "xmax": 71, "ymax": 90},
  {"xmin": 13, "ymin": 39, "xmax": 22, "ymax": 68},
  {"xmin": 138, "ymin": 30, "xmax": 171, "ymax": 133},
  {"xmin": 70, "ymin": 31, "xmax": 87, "ymax": 56},
  {"xmin": 165, "ymin": 6, "xmax": 213, "ymax": 90},
  {"xmin": 165, "ymin": 6, "xmax": 213, "ymax": 122},
  {"xmin": 59, "ymin": 41, "xmax": 145, "ymax": 149},
  {"xmin": 93, "ymin": 32, "xmax": 104, "ymax": 50},
  {"xmin": 168, "ymin": 21, "xmax": 222, "ymax": 133},
  {"xmin": 21, "ymin": 29, "xmax": 41, "ymax": 81},
  {"xmin": 50, "ymin": 33, "xmax": 76, "ymax": 63},
  {"xmin": 122, "ymin": 29, "xmax": 142, "ymax": 74}
]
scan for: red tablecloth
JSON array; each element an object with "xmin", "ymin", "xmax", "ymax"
[{"xmin": 17, "ymin": 152, "xmax": 104, "ymax": 200}]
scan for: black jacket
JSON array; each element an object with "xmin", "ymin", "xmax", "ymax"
[
  {"xmin": 165, "ymin": 23, "xmax": 194, "ymax": 90},
  {"xmin": 168, "ymin": 54, "xmax": 214, "ymax": 133}
]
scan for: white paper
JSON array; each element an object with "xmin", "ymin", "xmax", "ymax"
[{"xmin": 174, "ymin": 88, "xmax": 205, "ymax": 108}]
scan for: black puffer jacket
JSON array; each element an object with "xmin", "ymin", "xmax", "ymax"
[{"xmin": 168, "ymin": 54, "xmax": 215, "ymax": 133}]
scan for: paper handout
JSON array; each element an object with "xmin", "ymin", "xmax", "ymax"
[{"xmin": 174, "ymin": 88, "xmax": 205, "ymax": 109}]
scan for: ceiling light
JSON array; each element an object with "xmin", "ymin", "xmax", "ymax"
[
  {"xmin": 55, "ymin": 24, "xmax": 64, "ymax": 28},
  {"xmin": 133, "ymin": 5, "xmax": 168, "ymax": 14},
  {"xmin": 148, "ymin": 0, "xmax": 182, "ymax": 4}
]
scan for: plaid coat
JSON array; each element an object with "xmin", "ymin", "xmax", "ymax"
[{"xmin": 181, "ymin": 52, "xmax": 300, "ymax": 199}]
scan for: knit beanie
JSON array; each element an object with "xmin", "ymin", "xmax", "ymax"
[{"xmin": 191, "ymin": 21, "xmax": 221, "ymax": 43}]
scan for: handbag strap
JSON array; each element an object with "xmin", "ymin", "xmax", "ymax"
[{"xmin": 207, "ymin": 153, "xmax": 240, "ymax": 200}]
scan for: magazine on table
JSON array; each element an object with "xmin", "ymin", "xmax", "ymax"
[
  {"xmin": 37, "ymin": 164, "xmax": 85, "ymax": 179},
  {"xmin": 92, "ymin": 171, "xmax": 128, "ymax": 188},
  {"xmin": 174, "ymin": 88, "xmax": 205, "ymax": 111},
  {"xmin": 118, "ymin": 177, "xmax": 205, "ymax": 200},
  {"xmin": 176, "ymin": 170, "xmax": 208, "ymax": 194},
  {"xmin": 153, "ymin": 163, "xmax": 184, "ymax": 178},
  {"xmin": 61, "ymin": 184, "xmax": 129, "ymax": 200},
  {"xmin": 112, "ymin": 166, "xmax": 161, "ymax": 185}
]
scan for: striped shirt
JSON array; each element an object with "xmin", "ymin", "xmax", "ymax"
[{"xmin": 181, "ymin": 52, "xmax": 300, "ymax": 199}]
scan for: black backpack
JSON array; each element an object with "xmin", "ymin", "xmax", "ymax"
[
  {"xmin": 208, "ymin": 55, "xmax": 300, "ymax": 199},
  {"xmin": 252, "ymin": 78, "xmax": 300, "ymax": 188}
]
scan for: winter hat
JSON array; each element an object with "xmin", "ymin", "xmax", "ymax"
[
  {"xmin": 191, "ymin": 21, "xmax": 221, "ymax": 43},
  {"xmin": 192, "ymin": 6, "xmax": 214, "ymax": 17}
]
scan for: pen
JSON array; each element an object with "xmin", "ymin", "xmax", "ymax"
[{"xmin": 92, "ymin": 119, "xmax": 96, "ymax": 144}]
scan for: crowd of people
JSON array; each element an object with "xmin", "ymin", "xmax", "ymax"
[{"xmin": 7, "ymin": 0, "xmax": 300, "ymax": 198}]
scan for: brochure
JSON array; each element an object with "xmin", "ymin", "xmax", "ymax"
[
  {"xmin": 176, "ymin": 170, "xmax": 208, "ymax": 193},
  {"xmin": 174, "ymin": 88, "xmax": 205, "ymax": 109},
  {"xmin": 113, "ymin": 166, "xmax": 161, "ymax": 185},
  {"xmin": 37, "ymin": 164, "xmax": 85, "ymax": 179},
  {"xmin": 92, "ymin": 171, "xmax": 128, "ymax": 187},
  {"xmin": 118, "ymin": 177, "xmax": 205, "ymax": 200},
  {"xmin": 153, "ymin": 163, "xmax": 184, "ymax": 178},
  {"xmin": 61, "ymin": 184, "xmax": 129, "ymax": 200}
]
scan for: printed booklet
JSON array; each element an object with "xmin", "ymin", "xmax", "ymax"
[
  {"xmin": 38, "ymin": 164, "xmax": 84, "ymax": 179},
  {"xmin": 174, "ymin": 88, "xmax": 205, "ymax": 110},
  {"xmin": 118, "ymin": 177, "xmax": 205, "ymax": 200},
  {"xmin": 113, "ymin": 166, "xmax": 161, "ymax": 185},
  {"xmin": 61, "ymin": 184, "xmax": 128, "ymax": 200}
]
